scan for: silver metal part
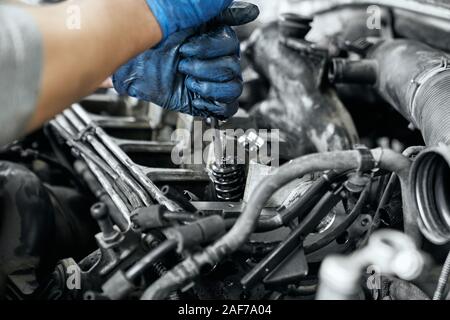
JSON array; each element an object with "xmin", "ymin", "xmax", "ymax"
[
  {"xmin": 317, "ymin": 230, "xmax": 426, "ymax": 300},
  {"xmin": 71, "ymin": 104, "xmax": 183, "ymax": 212}
]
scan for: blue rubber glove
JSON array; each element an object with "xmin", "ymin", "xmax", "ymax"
[
  {"xmin": 146, "ymin": 0, "xmax": 233, "ymax": 39},
  {"xmin": 113, "ymin": 1, "xmax": 259, "ymax": 119}
]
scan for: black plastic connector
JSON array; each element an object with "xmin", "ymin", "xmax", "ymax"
[{"xmin": 163, "ymin": 215, "xmax": 227, "ymax": 253}]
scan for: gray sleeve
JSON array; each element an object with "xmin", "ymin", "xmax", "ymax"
[{"xmin": 0, "ymin": 5, "xmax": 42, "ymax": 146}]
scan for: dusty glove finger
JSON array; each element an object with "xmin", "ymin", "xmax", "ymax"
[
  {"xmin": 179, "ymin": 56, "xmax": 240, "ymax": 82},
  {"xmin": 113, "ymin": 28, "xmax": 195, "ymax": 102},
  {"xmin": 214, "ymin": 1, "xmax": 260, "ymax": 27},
  {"xmin": 180, "ymin": 25, "xmax": 239, "ymax": 59},
  {"xmin": 113, "ymin": 57, "xmax": 142, "ymax": 96},
  {"xmin": 186, "ymin": 76, "xmax": 243, "ymax": 104},
  {"xmin": 193, "ymin": 99, "xmax": 239, "ymax": 119}
]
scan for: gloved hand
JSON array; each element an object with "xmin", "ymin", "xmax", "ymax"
[
  {"xmin": 113, "ymin": 1, "xmax": 259, "ymax": 119},
  {"xmin": 146, "ymin": 0, "xmax": 233, "ymax": 39}
]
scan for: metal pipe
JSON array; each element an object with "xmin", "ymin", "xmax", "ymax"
[
  {"xmin": 74, "ymin": 161, "xmax": 130, "ymax": 231},
  {"xmin": 71, "ymin": 104, "xmax": 182, "ymax": 212},
  {"xmin": 209, "ymin": 118, "xmax": 224, "ymax": 162},
  {"xmin": 50, "ymin": 119, "xmax": 131, "ymax": 228},
  {"xmin": 84, "ymin": 160, "xmax": 131, "ymax": 229},
  {"xmin": 50, "ymin": 118, "xmax": 119, "ymax": 181},
  {"xmin": 63, "ymin": 108, "xmax": 151, "ymax": 208}
]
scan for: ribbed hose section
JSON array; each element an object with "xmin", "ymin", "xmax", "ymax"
[
  {"xmin": 433, "ymin": 251, "xmax": 450, "ymax": 300},
  {"xmin": 413, "ymin": 71, "xmax": 450, "ymax": 146},
  {"xmin": 368, "ymin": 40, "xmax": 450, "ymax": 244},
  {"xmin": 368, "ymin": 40, "xmax": 450, "ymax": 146},
  {"xmin": 409, "ymin": 71, "xmax": 450, "ymax": 244}
]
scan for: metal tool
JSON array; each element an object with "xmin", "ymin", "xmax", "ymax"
[
  {"xmin": 209, "ymin": 117, "xmax": 224, "ymax": 162},
  {"xmin": 208, "ymin": 116, "xmax": 246, "ymax": 201}
]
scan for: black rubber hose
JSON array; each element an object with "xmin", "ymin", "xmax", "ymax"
[
  {"xmin": 126, "ymin": 240, "xmax": 177, "ymax": 281},
  {"xmin": 368, "ymin": 39, "xmax": 450, "ymax": 146},
  {"xmin": 329, "ymin": 59, "xmax": 378, "ymax": 85}
]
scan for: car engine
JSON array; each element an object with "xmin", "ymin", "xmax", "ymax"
[{"xmin": 2, "ymin": 0, "xmax": 450, "ymax": 301}]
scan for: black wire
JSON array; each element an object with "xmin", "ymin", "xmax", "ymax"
[
  {"xmin": 359, "ymin": 173, "xmax": 399, "ymax": 247},
  {"xmin": 126, "ymin": 239, "xmax": 177, "ymax": 281},
  {"xmin": 304, "ymin": 181, "xmax": 372, "ymax": 254}
]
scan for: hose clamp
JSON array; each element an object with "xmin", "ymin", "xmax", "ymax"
[
  {"xmin": 409, "ymin": 58, "xmax": 450, "ymax": 125},
  {"xmin": 354, "ymin": 144, "xmax": 377, "ymax": 172}
]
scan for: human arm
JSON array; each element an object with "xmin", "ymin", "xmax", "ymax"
[
  {"xmin": 25, "ymin": 0, "xmax": 163, "ymax": 133},
  {"xmin": 1, "ymin": 0, "xmax": 234, "ymax": 140}
]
